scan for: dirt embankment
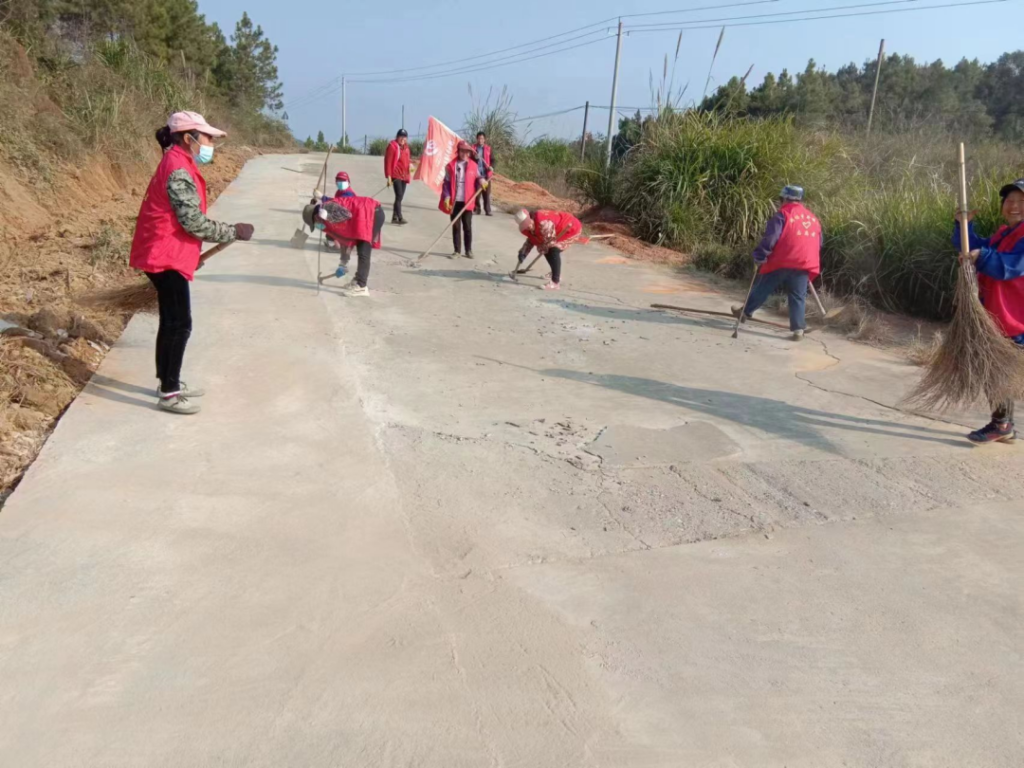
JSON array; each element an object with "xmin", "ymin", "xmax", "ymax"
[
  {"xmin": 0, "ymin": 146, "xmax": 258, "ymax": 503},
  {"xmin": 489, "ymin": 174, "xmax": 687, "ymax": 266}
]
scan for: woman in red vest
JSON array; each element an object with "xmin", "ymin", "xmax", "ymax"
[
  {"xmin": 384, "ymin": 129, "xmax": 411, "ymax": 225},
  {"xmin": 303, "ymin": 195, "xmax": 385, "ymax": 298},
  {"xmin": 513, "ymin": 208, "xmax": 583, "ymax": 291},
  {"xmin": 955, "ymin": 178, "xmax": 1024, "ymax": 444},
  {"xmin": 128, "ymin": 112, "xmax": 254, "ymax": 415},
  {"xmin": 439, "ymin": 141, "xmax": 482, "ymax": 258},
  {"xmin": 733, "ymin": 185, "xmax": 821, "ymax": 341}
]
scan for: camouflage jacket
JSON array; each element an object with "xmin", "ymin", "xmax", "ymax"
[{"xmin": 166, "ymin": 169, "xmax": 236, "ymax": 243}]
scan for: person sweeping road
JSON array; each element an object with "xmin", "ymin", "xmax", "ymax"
[
  {"xmin": 953, "ymin": 178, "xmax": 1024, "ymax": 445},
  {"xmin": 440, "ymin": 141, "xmax": 483, "ymax": 259},
  {"xmin": 732, "ymin": 185, "xmax": 821, "ymax": 341},
  {"xmin": 304, "ymin": 195, "xmax": 385, "ymax": 297},
  {"xmin": 385, "ymin": 129, "xmax": 412, "ymax": 225},
  {"xmin": 129, "ymin": 111, "xmax": 254, "ymax": 415},
  {"xmin": 325, "ymin": 171, "xmax": 357, "ymax": 276},
  {"xmin": 514, "ymin": 208, "xmax": 583, "ymax": 291}
]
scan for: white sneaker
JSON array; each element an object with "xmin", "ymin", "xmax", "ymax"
[
  {"xmin": 158, "ymin": 394, "xmax": 201, "ymax": 415},
  {"xmin": 792, "ymin": 329, "xmax": 805, "ymax": 341},
  {"xmin": 156, "ymin": 381, "xmax": 205, "ymax": 398},
  {"xmin": 344, "ymin": 285, "xmax": 370, "ymax": 297},
  {"xmin": 543, "ymin": 281, "xmax": 561, "ymax": 291}
]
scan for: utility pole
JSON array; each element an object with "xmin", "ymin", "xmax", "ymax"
[
  {"xmin": 604, "ymin": 19, "xmax": 623, "ymax": 169},
  {"xmin": 866, "ymin": 39, "xmax": 885, "ymax": 137},
  {"xmin": 402, "ymin": 105, "xmax": 405, "ymax": 130},
  {"xmin": 341, "ymin": 76, "xmax": 347, "ymax": 150},
  {"xmin": 580, "ymin": 101, "xmax": 590, "ymax": 161},
  {"xmin": 364, "ymin": 135, "xmax": 367, "ymax": 154}
]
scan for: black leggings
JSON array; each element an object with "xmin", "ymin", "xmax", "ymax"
[
  {"xmin": 545, "ymin": 248, "xmax": 563, "ymax": 283},
  {"xmin": 146, "ymin": 270, "xmax": 192, "ymax": 394},
  {"xmin": 451, "ymin": 202, "xmax": 473, "ymax": 253},
  {"xmin": 355, "ymin": 205, "xmax": 386, "ymax": 287},
  {"xmin": 392, "ymin": 180, "xmax": 407, "ymax": 220},
  {"xmin": 993, "ymin": 401, "xmax": 1016, "ymax": 424}
]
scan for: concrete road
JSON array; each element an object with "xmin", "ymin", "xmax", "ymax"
[{"xmin": 1, "ymin": 154, "xmax": 1021, "ymax": 767}]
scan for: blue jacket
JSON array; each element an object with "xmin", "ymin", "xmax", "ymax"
[{"xmin": 953, "ymin": 220, "xmax": 1024, "ymax": 344}]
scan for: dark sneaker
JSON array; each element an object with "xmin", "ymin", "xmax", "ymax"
[
  {"xmin": 967, "ymin": 421, "xmax": 1017, "ymax": 445},
  {"xmin": 465, "ymin": 251, "xmax": 475, "ymax": 259},
  {"xmin": 398, "ymin": 218, "xmax": 407, "ymax": 226}
]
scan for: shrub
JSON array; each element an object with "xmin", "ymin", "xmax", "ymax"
[{"xmin": 367, "ymin": 137, "xmax": 389, "ymax": 156}]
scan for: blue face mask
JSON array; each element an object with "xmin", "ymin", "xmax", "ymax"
[
  {"xmin": 315, "ymin": 222, "xmax": 326, "ymax": 231},
  {"xmin": 337, "ymin": 181, "xmax": 349, "ymax": 191},
  {"xmin": 196, "ymin": 144, "xmax": 215, "ymax": 165}
]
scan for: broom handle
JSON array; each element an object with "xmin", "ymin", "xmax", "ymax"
[
  {"xmin": 315, "ymin": 145, "xmax": 335, "ymax": 197},
  {"xmin": 807, "ymin": 282, "xmax": 828, "ymax": 317},
  {"xmin": 198, "ymin": 241, "xmax": 232, "ymax": 267},
  {"xmin": 958, "ymin": 142, "xmax": 970, "ymax": 258},
  {"xmin": 417, "ymin": 184, "xmax": 486, "ymax": 261}
]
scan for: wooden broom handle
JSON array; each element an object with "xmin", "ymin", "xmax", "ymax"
[
  {"xmin": 417, "ymin": 184, "xmax": 487, "ymax": 261},
  {"xmin": 958, "ymin": 142, "xmax": 971, "ymax": 257},
  {"xmin": 197, "ymin": 241, "xmax": 232, "ymax": 268}
]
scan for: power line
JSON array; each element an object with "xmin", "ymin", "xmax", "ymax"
[
  {"xmin": 283, "ymin": 1, "xmax": 797, "ymax": 108},
  {"xmin": 627, "ymin": 0, "xmax": 924, "ymax": 28},
  {"xmin": 626, "ymin": 0, "xmax": 1010, "ymax": 33}
]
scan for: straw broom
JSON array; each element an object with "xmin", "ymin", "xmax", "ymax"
[
  {"xmin": 904, "ymin": 143, "xmax": 1024, "ymax": 412},
  {"xmin": 76, "ymin": 242, "xmax": 232, "ymax": 314}
]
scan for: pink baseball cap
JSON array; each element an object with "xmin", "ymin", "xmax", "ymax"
[{"xmin": 166, "ymin": 111, "xmax": 227, "ymax": 138}]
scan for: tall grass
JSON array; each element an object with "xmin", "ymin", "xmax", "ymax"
[{"xmin": 568, "ymin": 109, "xmax": 1022, "ymax": 320}]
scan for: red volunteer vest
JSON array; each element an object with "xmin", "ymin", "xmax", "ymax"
[
  {"xmin": 760, "ymin": 201, "xmax": 821, "ymax": 281},
  {"xmin": 978, "ymin": 222, "xmax": 1024, "ymax": 337},
  {"xmin": 325, "ymin": 197, "xmax": 382, "ymax": 249},
  {"xmin": 438, "ymin": 159, "xmax": 480, "ymax": 213},
  {"xmin": 525, "ymin": 211, "xmax": 582, "ymax": 248},
  {"xmin": 385, "ymin": 141, "xmax": 411, "ymax": 182},
  {"xmin": 476, "ymin": 144, "xmax": 493, "ymax": 179},
  {"xmin": 129, "ymin": 145, "xmax": 207, "ymax": 280}
]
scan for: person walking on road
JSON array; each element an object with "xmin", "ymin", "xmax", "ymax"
[
  {"xmin": 129, "ymin": 111, "xmax": 254, "ymax": 415},
  {"xmin": 385, "ymin": 129, "xmax": 412, "ymax": 225},
  {"xmin": 440, "ymin": 141, "xmax": 482, "ymax": 259},
  {"xmin": 954, "ymin": 178, "xmax": 1024, "ymax": 445},
  {"xmin": 305, "ymin": 195, "xmax": 385, "ymax": 297},
  {"xmin": 474, "ymin": 131, "xmax": 495, "ymax": 216},
  {"xmin": 514, "ymin": 208, "xmax": 582, "ymax": 291},
  {"xmin": 732, "ymin": 185, "xmax": 821, "ymax": 342}
]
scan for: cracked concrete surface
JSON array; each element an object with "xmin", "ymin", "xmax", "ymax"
[{"xmin": 1, "ymin": 154, "xmax": 1021, "ymax": 766}]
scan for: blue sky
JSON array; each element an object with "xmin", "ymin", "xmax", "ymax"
[{"xmin": 200, "ymin": 0, "xmax": 1024, "ymax": 145}]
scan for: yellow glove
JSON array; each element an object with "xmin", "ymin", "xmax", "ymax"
[
  {"xmin": 386, "ymin": 178, "xmax": 392, "ymax": 188},
  {"xmin": 443, "ymin": 197, "xmax": 452, "ymax": 212},
  {"xmin": 481, "ymin": 180, "xmax": 489, "ymax": 190}
]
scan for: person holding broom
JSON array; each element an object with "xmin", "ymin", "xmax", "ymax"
[
  {"xmin": 954, "ymin": 178, "xmax": 1024, "ymax": 444},
  {"xmin": 304, "ymin": 194, "xmax": 385, "ymax": 297},
  {"xmin": 513, "ymin": 208, "xmax": 583, "ymax": 291},
  {"xmin": 385, "ymin": 129, "xmax": 412, "ymax": 225},
  {"xmin": 732, "ymin": 185, "xmax": 821, "ymax": 341},
  {"xmin": 325, "ymin": 171, "xmax": 357, "ymax": 277},
  {"xmin": 440, "ymin": 141, "xmax": 483, "ymax": 259},
  {"xmin": 129, "ymin": 111, "xmax": 254, "ymax": 415}
]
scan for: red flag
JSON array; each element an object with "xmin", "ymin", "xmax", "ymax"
[{"xmin": 414, "ymin": 117, "xmax": 461, "ymax": 194}]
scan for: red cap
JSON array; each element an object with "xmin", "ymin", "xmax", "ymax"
[{"xmin": 335, "ymin": 171, "xmax": 350, "ymax": 182}]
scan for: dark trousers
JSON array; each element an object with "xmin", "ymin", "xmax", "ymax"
[
  {"xmin": 354, "ymin": 205, "xmax": 386, "ymax": 287},
  {"xmin": 476, "ymin": 178, "xmax": 492, "ymax": 215},
  {"xmin": 146, "ymin": 270, "xmax": 192, "ymax": 394},
  {"xmin": 744, "ymin": 268, "xmax": 810, "ymax": 331},
  {"xmin": 992, "ymin": 401, "xmax": 1016, "ymax": 424},
  {"xmin": 451, "ymin": 202, "xmax": 473, "ymax": 253},
  {"xmin": 545, "ymin": 248, "xmax": 563, "ymax": 283},
  {"xmin": 392, "ymin": 180, "xmax": 407, "ymax": 221}
]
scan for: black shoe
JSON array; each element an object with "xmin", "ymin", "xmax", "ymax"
[
  {"xmin": 968, "ymin": 421, "xmax": 1017, "ymax": 445},
  {"xmin": 485, "ymin": 212, "xmax": 493, "ymax": 217},
  {"xmin": 398, "ymin": 218, "xmax": 407, "ymax": 226}
]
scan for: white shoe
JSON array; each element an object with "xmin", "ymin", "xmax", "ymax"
[
  {"xmin": 792, "ymin": 329, "xmax": 805, "ymax": 341},
  {"xmin": 344, "ymin": 285, "xmax": 370, "ymax": 297},
  {"xmin": 158, "ymin": 394, "xmax": 201, "ymax": 415},
  {"xmin": 543, "ymin": 281, "xmax": 561, "ymax": 291},
  {"xmin": 156, "ymin": 381, "xmax": 205, "ymax": 398}
]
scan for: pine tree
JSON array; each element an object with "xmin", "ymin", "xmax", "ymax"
[{"xmin": 216, "ymin": 12, "xmax": 284, "ymax": 113}]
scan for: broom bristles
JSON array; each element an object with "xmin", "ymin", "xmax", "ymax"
[
  {"xmin": 904, "ymin": 262, "xmax": 1024, "ymax": 412},
  {"xmin": 75, "ymin": 279, "xmax": 158, "ymax": 314}
]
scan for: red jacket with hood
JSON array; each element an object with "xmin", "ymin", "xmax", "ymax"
[{"xmin": 129, "ymin": 145, "xmax": 207, "ymax": 279}]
